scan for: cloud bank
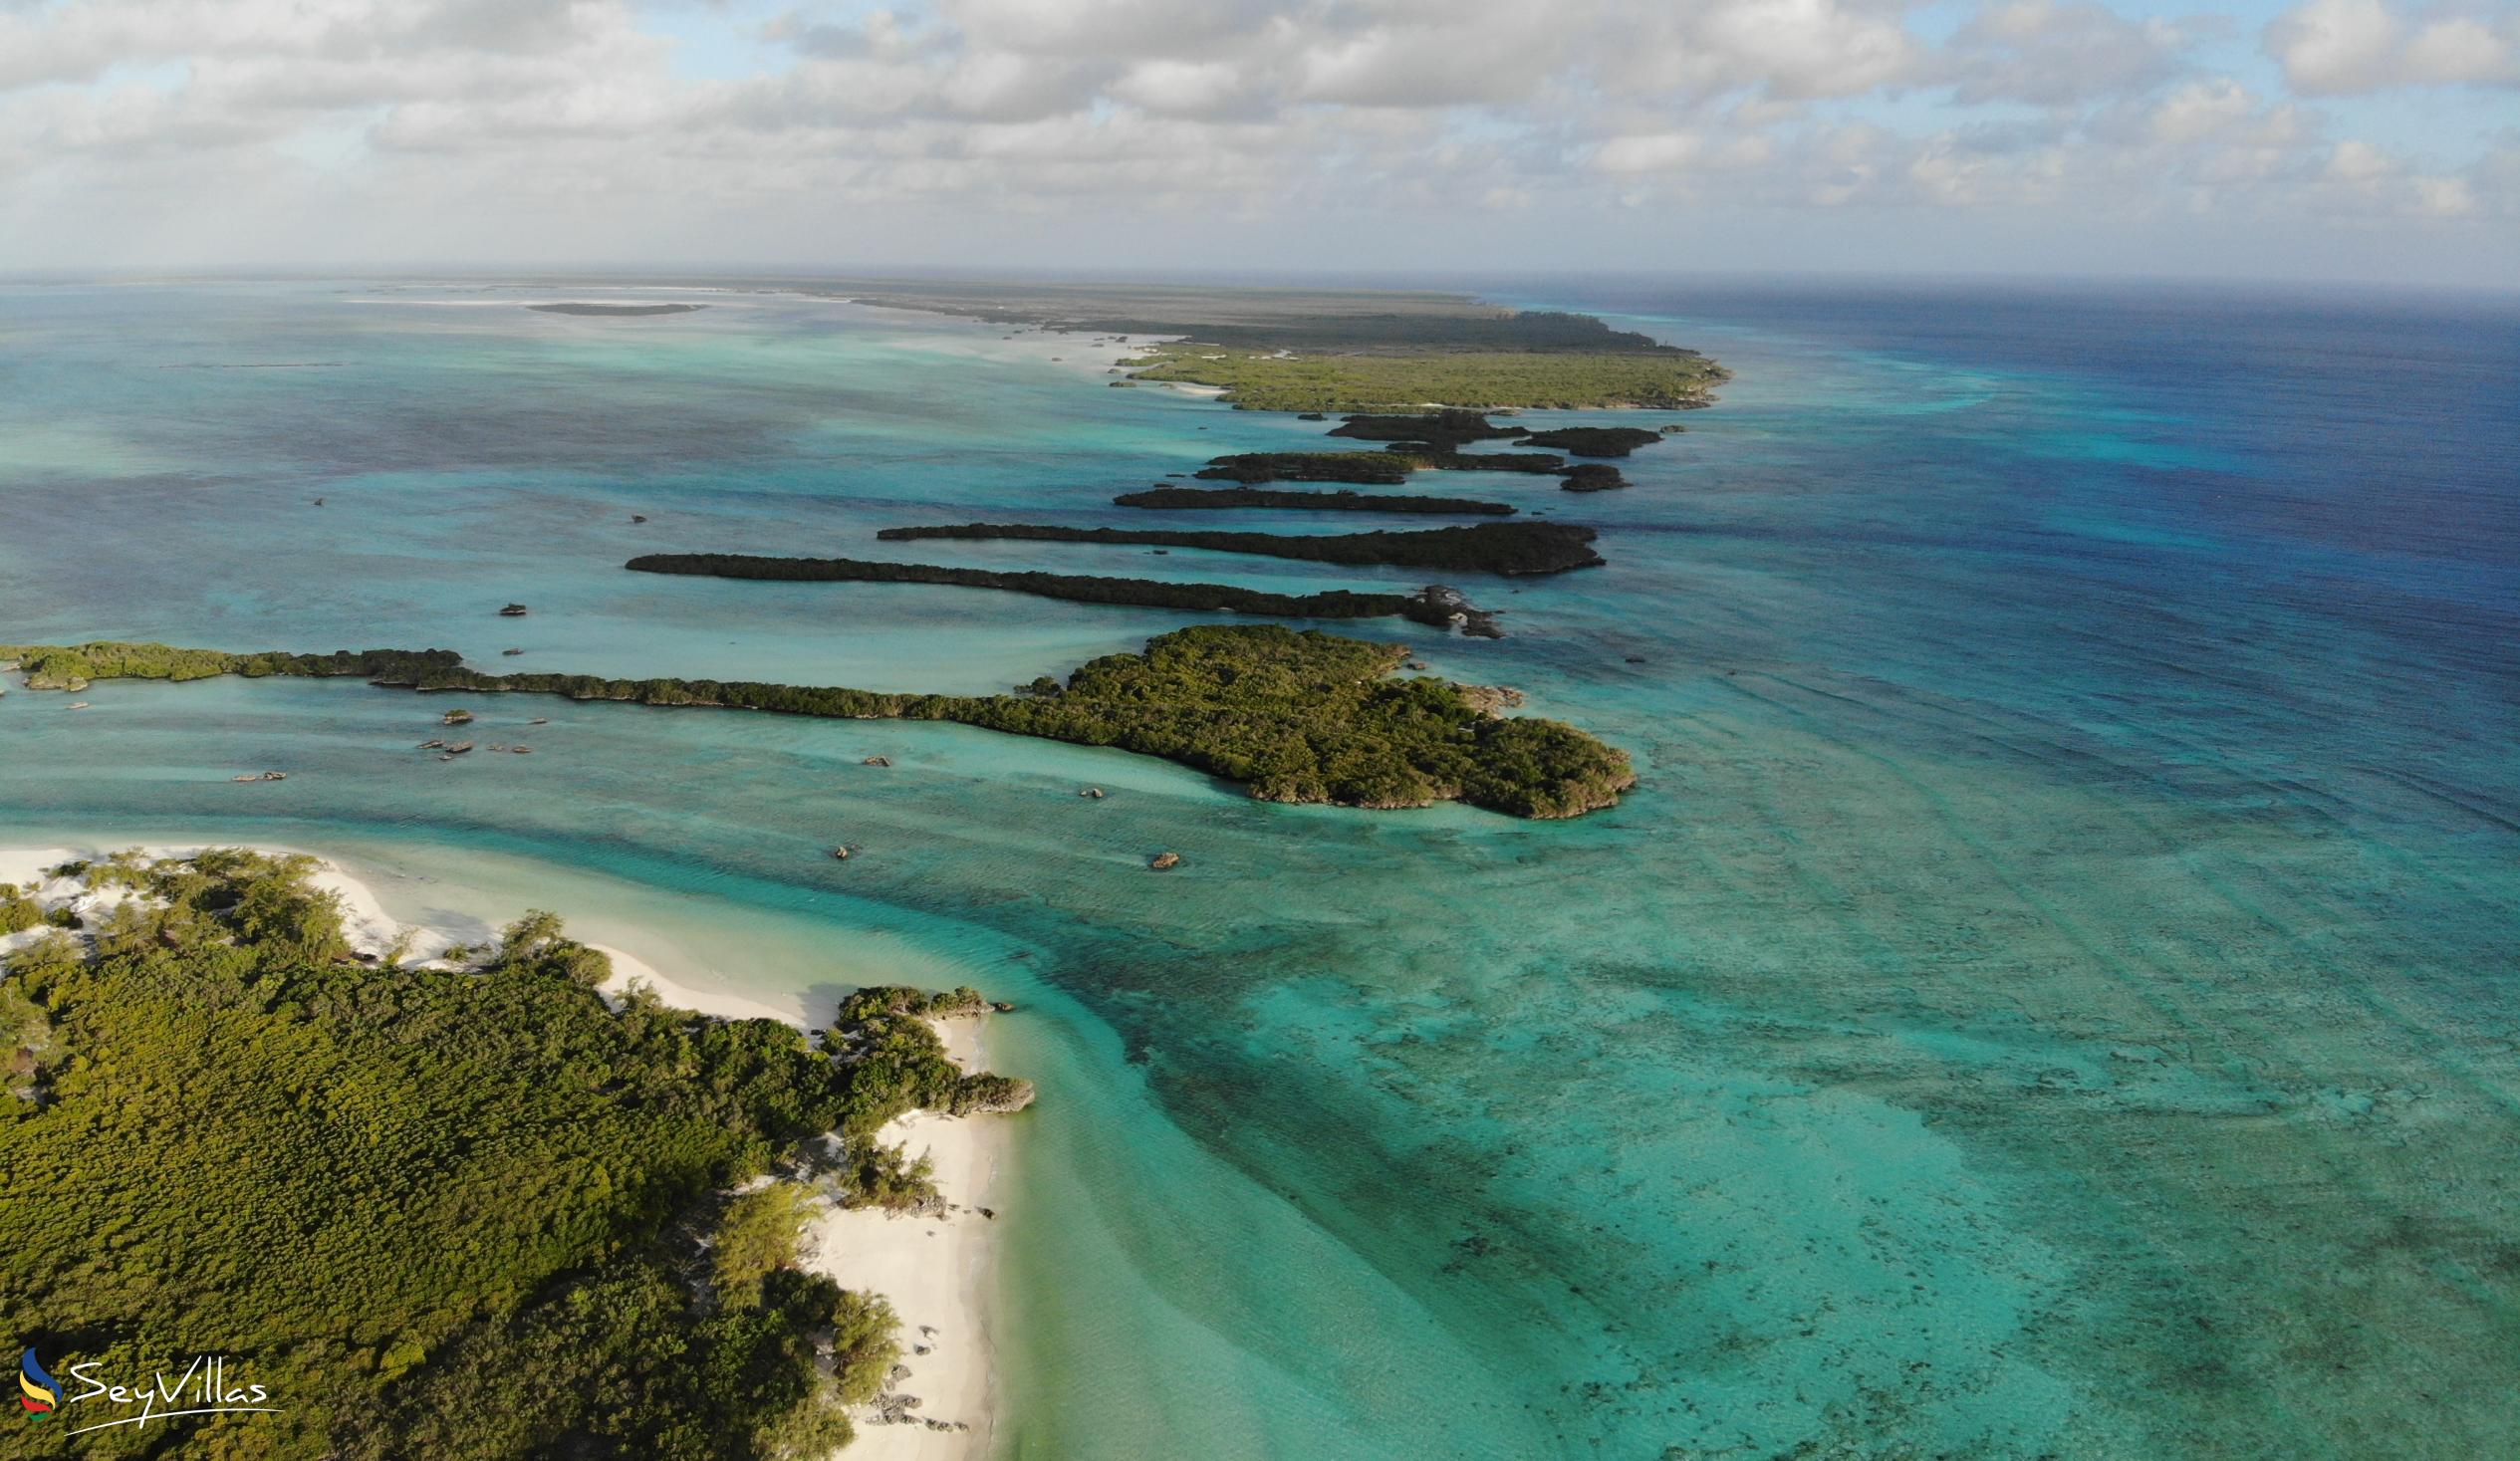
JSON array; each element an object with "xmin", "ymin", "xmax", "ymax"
[{"xmin": 1, "ymin": 0, "xmax": 2511, "ymax": 282}]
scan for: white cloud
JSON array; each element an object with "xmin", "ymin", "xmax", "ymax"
[
  {"xmin": 2265, "ymin": 0, "xmax": 2519, "ymax": 94},
  {"xmin": 0, "ymin": 0, "xmax": 2507, "ymax": 278}
]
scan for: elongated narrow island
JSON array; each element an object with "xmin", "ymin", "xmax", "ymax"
[
  {"xmin": 872, "ymin": 522, "xmax": 1605, "ymax": 575},
  {"xmin": 5, "ymin": 626, "xmax": 1636, "ymax": 817},
  {"xmin": 1113, "ymin": 486, "xmax": 1516, "ymax": 515},
  {"xmin": 621, "ymin": 553, "xmax": 1499, "ymax": 630}
]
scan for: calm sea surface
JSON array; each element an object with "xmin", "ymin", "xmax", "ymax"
[{"xmin": 1, "ymin": 278, "xmax": 2512, "ymax": 1458}]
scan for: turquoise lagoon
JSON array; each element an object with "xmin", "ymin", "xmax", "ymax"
[{"xmin": 0, "ymin": 279, "xmax": 2512, "ymax": 1458}]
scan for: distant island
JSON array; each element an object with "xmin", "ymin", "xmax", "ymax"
[
  {"xmin": 1195, "ymin": 449, "xmax": 1567, "ymax": 484},
  {"xmin": 624, "ymin": 553, "xmax": 1500, "ymax": 632},
  {"xmin": 1113, "ymin": 486, "xmax": 1516, "ymax": 516},
  {"xmin": 4, "ymin": 628, "xmax": 1635, "ymax": 817},
  {"xmin": 528, "ymin": 302, "xmax": 708, "ymax": 317},
  {"xmin": 874, "ymin": 521, "xmax": 1605, "ymax": 576},
  {"xmin": 841, "ymin": 282, "xmax": 1724, "ymax": 411}
]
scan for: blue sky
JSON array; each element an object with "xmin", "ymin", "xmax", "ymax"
[{"xmin": 1, "ymin": 0, "xmax": 2512, "ymax": 284}]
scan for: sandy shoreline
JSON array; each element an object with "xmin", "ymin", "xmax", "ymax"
[
  {"xmin": 802, "ymin": 1015, "xmax": 1008, "ymax": 1457},
  {"xmin": 0, "ymin": 841, "xmax": 1006, "ymax": 1459}
]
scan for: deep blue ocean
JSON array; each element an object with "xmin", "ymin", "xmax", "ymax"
[{"xmin": 1, "ymin": 276, "xmax": 2513, "ymax": 1458}]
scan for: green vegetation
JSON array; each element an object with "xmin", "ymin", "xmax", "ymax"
[
  {"xmin": 1561, "ymin": 464, "xmax": 1631, "ymax": 492},
  {"xmin": 1328, "ymin": 410, "xmax": 1529, "ymax": 446},
  {"xmin": 875, "ymin": 522, "xmax": 1605, "ymax": 576},
  {"xmin": 1, "ymin": 626, "xmax": 1635, "ymax": 816},
  {"xmin": 0, "ymin": 850, "xmax": 1029, "ymax": 1458},
  {"xmin": 1513, "ymin": 426, "xmax": 1667, "ymax": 456},
  {"xmin": 837, "ymin": 282, "xmax": 1726, "ymax": 412},
  {"xmin": 1194, "ymin": 449, "xmax": 1566, "ymax": 484},
  {"xmin": 1113, "ymin": 486, "xmax": 1516, "ymax": 516},
  {"xmin": 1191, "ymin": 451, "xmax": 1409, "ymax": 485},
  {"xmin": 622, "ymin": 553, "xmax": 1458, "ymax": 625},
  {"xmin": 1121, "ymin": 343, "xmax": 1723, "ymax": 412}
]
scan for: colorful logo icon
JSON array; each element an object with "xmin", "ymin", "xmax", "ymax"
[{"xmin": 19, "ymin": 1349, "xmax": 58, "ymax": 1419}]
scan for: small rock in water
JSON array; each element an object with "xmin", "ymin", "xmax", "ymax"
[
  {"xmin": 863, "ymin": 755, "xmax": 891, "ymax": 767},
  {"xmin": 501, "ymin": 647, "xmax": 523, "ymax": 656},
  {"xmin": 630, "ymin": 513, "xmax": 647, "ymax": 523},
  {"xmin": 1080, "ymin": 787, "xmax": 1105, "ymax": 799}
]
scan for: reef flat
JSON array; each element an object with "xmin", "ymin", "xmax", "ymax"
[{"xmin": 527, "ymin": 302, "xmax": 707, "ymax": 316}]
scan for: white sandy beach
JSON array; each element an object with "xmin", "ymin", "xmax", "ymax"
[
  {"xmin": 0, "ymin": 841, "xmax": 1005, "ymax": 1460},
  {"xmin": 801, "ymin": 1015, "xmax": 1008, "ymax": 1458}
]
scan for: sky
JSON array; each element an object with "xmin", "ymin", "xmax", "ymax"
[{"xmin": 1, "ymin": 0, "xmax": 2514, "ymax": 285}]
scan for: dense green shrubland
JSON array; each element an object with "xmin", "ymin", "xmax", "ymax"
[
  {"xmin": 5, "ymin": 625, "xmax": 1635, "ymax": 816},
  {"xmin": 0, "ymin": 851, "xmax": 1024, "ymax": 1459},
  {"xmin": 872, "ymin": 522, "xmax": 1604, "ymax": 575},
  {"xmin": 1112, "ymin": 486, "xmax": 1515, "ymax": 515},
  {"xmin": 1119, "ymin": 343, "xmax": 1725, "ymax": 411}
]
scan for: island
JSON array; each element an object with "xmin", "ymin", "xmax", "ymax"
[
  {"xmin": 0, "ymin": 846, "xmax": 1027, "ymax": 1457},
  {"xmin": 872, "ymin": 521, "xmax": 1605, "ymax": 575},
  {"xmin": 838, "ymin": 282, "xmax": 1725, "ymax": 411},
  {"xmin": 3, "ymin": 627, "xmax": 1636, "ymax": 816},
  {"xmin": 1560, "ymin": 464, "xmax": 1632, "ymax": 492},
  {"xmin": 622, "ymin": 553, "xmax": 1499, "ymax": 631},
  {"xmin": 1510, "ymin": 426, "xmax": 1667, "ymax": 456},
  {"xmin": 1113, "ymin": 486, "xmax": 1516, "ymax": 516},
  {"xmin": 1328, "ymin": 410, "xmax": 1533, "ymax": 446},
  {"xmin": 1195, "ymin": 449, "xmax": 1565, "ymax": 484}
]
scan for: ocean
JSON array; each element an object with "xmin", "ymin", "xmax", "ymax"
[{"xmin": 1, "ymin": 276, "xmax": 2512, "ymax": 1458}]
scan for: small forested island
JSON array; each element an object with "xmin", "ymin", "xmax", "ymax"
[
  {"xmin": 1113, "ymin": 486, "xmax": 1516, "ymax": 516},
  {"xmin": 1511, "ymin": 426, "xmax": 1667, "ymax": 456},
  {"xmin": 873, "ymin": 521, "xmax": 1604, "ymax": 576},
  {"xmin": 1328, "ymin": 410, "xmax": 1531, "ymax": 446},
  {"xmin": 1560, "ymin": 464, "xmax": 1632, "ymax": 492},
  {"xmin": 1194, "ymin": 449, "xmax": 1565, "ymax": 484},
  {"xmin": 623, "ymin": 553, "xmax": 1495, "ymax": 629},
  {"xmin": 528, "ymin": 302, "xmax": 707, "ymax": 317},
  {"xmin": 0, "ymin": 848, "xmax": 1028, "ymax": 1458},
  {"xmin": 3, "ymin": 628, "xmax": 1634, "ymax": 815},
  {"xmin": 839, "ymin": 282, "xmax": 1723, "ymax": 411}
]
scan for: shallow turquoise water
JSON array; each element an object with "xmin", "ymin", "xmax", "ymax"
[{"xmin": 2, "ymin": 280, "xmax": 2513, "ymax": 1458}]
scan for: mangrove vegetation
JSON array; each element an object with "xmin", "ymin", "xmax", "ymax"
[
  {"xmin": 3, "ymin": 627, "xmax": 1634, "ymax": 817},
  {"xmin": 0, "ymin": 848, "xmax": 1030, "ymax": 1459},
  {"xmin": 872, "ymin": 522, "xmax": 1605, "ymax": 575}
]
